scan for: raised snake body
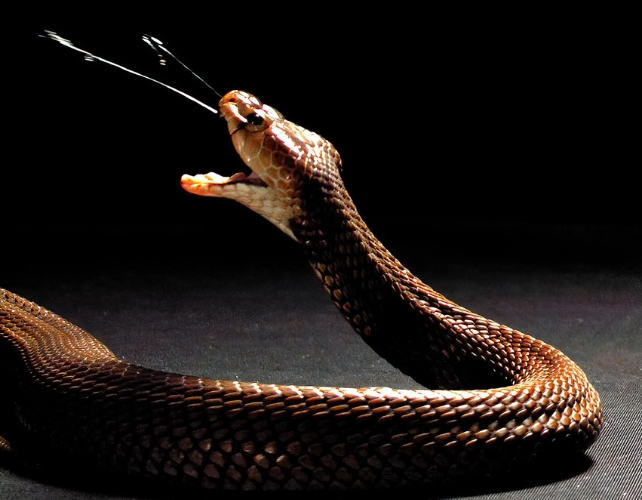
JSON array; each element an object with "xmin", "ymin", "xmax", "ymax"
[{"xmin": 0, "ymin": 90, "xmax": 602, "ymax": 491}]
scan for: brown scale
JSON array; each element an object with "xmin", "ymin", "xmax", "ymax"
[{"xmin": 0, "ymin": 90, "xmax": 602, "ymax": 492}]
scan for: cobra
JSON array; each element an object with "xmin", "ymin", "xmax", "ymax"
[{"xmin": 1, "ymin": 37, "xmax": 602, "ymax": 492}]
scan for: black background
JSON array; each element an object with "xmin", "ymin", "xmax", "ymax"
[{"xmin": 9, "ymin": 9, "xmax": 638, "ymax": 239}]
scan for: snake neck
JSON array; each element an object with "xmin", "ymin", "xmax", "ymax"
[{"xmin": 289, "ymin": 176, "xmax": 512, "ymax": 390}]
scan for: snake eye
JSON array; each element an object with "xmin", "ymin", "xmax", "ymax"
[{"xmin": 245, "ymin": 113, "xmax": 264, "ymax": 126}]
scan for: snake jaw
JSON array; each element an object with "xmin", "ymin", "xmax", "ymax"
[
  {"xmin": 180, "ymin": 171, "xmax": 265, "ymax": 193},
  {"xmin": 180, "ymin": 171, "xmax": 300, "ymax": 240}
]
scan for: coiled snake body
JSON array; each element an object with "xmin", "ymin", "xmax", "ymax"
[{"xmin": 0, "ymin": 91, "xmax": 602, "ymax": 491}]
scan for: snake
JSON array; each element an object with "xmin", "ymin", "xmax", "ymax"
[{"xmin": 0, "ymin": 89, "xmax": 602, "ymax": 492}]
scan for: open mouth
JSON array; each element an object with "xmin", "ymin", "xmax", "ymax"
[{"xmin": 228, "ymin": 171, "xmax": 267, "ymax": 186}]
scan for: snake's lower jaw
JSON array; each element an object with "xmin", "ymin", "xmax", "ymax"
[
  {"xmin": 181, "ymin": 172, "xmax": 223, "ymax": 196},
  {"xmin": 180, "ymin": 172, "xmax": 264, "ymax": 197},
  {"xmin": 181, "ymin": 172, "xmax": 246, "ymax": 198},
  {"xmin": 181, "ymin": 172, "xmax": 300, "ymax": 241}
]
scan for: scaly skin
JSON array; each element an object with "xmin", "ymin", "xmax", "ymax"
[{"xmin": 0, "ymin": 90, "xmax": 601, "ymax": 491}]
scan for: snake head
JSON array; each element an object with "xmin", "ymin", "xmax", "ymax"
[{"xmin": 181, "ymin": 90, "xmax": 343, "ymax": 241}]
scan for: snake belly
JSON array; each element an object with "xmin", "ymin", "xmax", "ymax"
[{"xmin": 0, "ymin": 90, "xmax": 602, "ymax": 492}]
